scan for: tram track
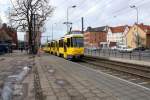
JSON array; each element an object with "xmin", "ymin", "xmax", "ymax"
[{"xmin": 78, "ymin": 56, "xmax": 150, "ymax": 88}]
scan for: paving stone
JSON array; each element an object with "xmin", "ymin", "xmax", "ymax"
[
  {"xmin": 75, "ymin": 85, "xmax": 86, "ymax": 90},
  {"xmin": 42, "ymin": 88, "xmax": 54, "ymax": 96},
  {"xmin": 79, "ymin": 88, "xmax": 90, "ymax": 93},
  {"xmin": 56, "ymin": 92, "xmax": 68, "ymax": 97},
  {"xmin": 53, "ymin": 88, "xmax": 65, "ymax": 94},
  {"xmin": 96, "ymin": 91, "xmax": 111, "ymax": 98},
  {"xmin": 89, "ymin": 86, "xmax": 99, "ymax": 90},
  {"xmin": 58, "ymin": 96, "xmax": 71, "ymax": 100},
  {"xmin": 46, "ymin": 95, "xmax": 57, "ymax": 100},
  {"xmin": 83, "ymin": 92, "xmax": 96, "ymax": 98},
  {"xmin": 91, "ymin": 88, "xmax": 102, "ymax": 93},
  {"xmin": 70, "ymin": 95, "xmax": 86, "ymax": 100},
  {"xmin": 67, "ymin": 89, "xmax": 81, "ymax": 96},
  {"xmin": 86, "ymin": 97, "xmax": 101, "ymax": 100},
  {"xmin": 99, "ymin": 96, "xmax": 119, "ymax": 100}
]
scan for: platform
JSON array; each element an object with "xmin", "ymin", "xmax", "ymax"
[{"xmin": 36, "ymin": 55, "xmax": 150, "ymax": 100}]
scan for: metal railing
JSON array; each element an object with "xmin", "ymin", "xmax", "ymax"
[{"xmin": 84, "ymin": 48, "xmax": 150, "ymax": 62}]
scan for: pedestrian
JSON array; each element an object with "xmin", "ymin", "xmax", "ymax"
[{"xmin": 21, "ymin": 47, "xmax": 23, "ymax": 52}]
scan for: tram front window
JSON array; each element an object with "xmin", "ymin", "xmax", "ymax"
[{"xmin": 72, "ymin": 37, "xmax": 84, "ymax": 47}]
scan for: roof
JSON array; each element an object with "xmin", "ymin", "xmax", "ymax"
[
  {"xmin": 136, "ymin": 23, "xmax": 150, "ymax": 34},
  {"xmin": 64, "ymin": 34, "xmax": 83, "ymax": 38},
  {"xmin": 109, "ymin": 26, "xmax": 127, "ymax": 33},
  {"xmin": 86, "ymin": 26, "xmax": 107, "ymax": 32}
]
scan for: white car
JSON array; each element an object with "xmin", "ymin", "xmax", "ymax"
[
  {"xmin": 118, "ymin": 47, "xmax": 133, "ymax": 53},
  {"xmin": 110, "ymin": 46, "xmax": 117, "ymax": 50}
]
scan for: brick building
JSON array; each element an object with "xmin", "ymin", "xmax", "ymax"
[
  {"xmin": 0, "ymin": 23, "xmax": 18, "ymax": 47},
  {"xmin": 84, "ymin": 26, "xmax": 108, "ymax": 48}
]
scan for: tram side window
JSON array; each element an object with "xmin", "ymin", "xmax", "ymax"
[
  {"xmin": 51, "ymin": 42, "xmax": 54, "ymax": 47},
  {"xmin": 59, "ymin": 40, "xmax": 63, "ymax": 47},
  {"xmin": 67, "ymin": 38, "xmax": 71, "ymax": 47},
  {"xmin": 48, "ymin": 43, "xmax": 50, "ymax": 47},
  {"xmin": 56, "ymin": 42, "xmax": 58, "ymax": 48}
]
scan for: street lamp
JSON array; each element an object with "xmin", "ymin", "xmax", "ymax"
[
  {"xmin": 66, "ymin": 5, "xmax": 76, "ymax": 33},
  {"xmin": 130, "ymin": 5, "xmax": 139, "ymax": 25},
  {"xmin": 130, "ymin": 5, "xmax": 141, "ymax": 60},
  {"xmin": 130, "ymin": 5, "xmax": 139, "ymax": 47},
  {"xmin": 52, "ymin": 23, "xmax": 57, "ymax": 41}
]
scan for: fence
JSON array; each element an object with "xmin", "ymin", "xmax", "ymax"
[{"xmin": 84, "ymin": 48, "xmax": 150, "ymax": 62}]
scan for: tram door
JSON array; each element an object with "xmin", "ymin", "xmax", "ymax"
[
  {"xmin": 64, "ymin": 42, "xmax": 67, "ymax": 52},
  {"xmin": 64, "ymin": 38, "xmax": 71, "ymax": 52}
]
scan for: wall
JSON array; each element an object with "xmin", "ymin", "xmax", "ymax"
[
  {"xmin": 84, "ymin": 31, "xmax": 106, "ymax": 48},
  {"xmin": 126, "ymin": 25, "xmax": 146, "ymax": 48}
]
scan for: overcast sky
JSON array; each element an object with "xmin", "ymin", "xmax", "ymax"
[{"xmin": 0, "ymin": 0, "xmax": 150, "ymax": 43}]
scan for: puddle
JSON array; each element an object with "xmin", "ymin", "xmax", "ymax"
[
  {"xmin": 48, "ymin": 69, "xmax": 55, "ymax": 74},
  {"xmin": 0, "ymin": 58, "xmax": 5, "ymax": 61},
  {"xmin": 55, "ymin": 79, "xmax": 69, "ymax": 87}
]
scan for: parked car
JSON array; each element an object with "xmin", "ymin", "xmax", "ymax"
[
  {"xmin": 118, "ymin": 47, "xmax": 133, "ymax": 53},
  {"xmin": 87, "ymin": 47, "xmax": 98, "ymax": 51},
  {"xmin": 110, "ymin": 46, "xmax": 117, "ymax": 50},
  {"xmin": 116, "ymin": 45, "xmax": 133, "ymax": 53},
  {"xmin": 0, "ymin": 44, "xmax": 9, "ymax": 54},
  {"xmin": 133, "ymin": 47, "xmax": 146, "ymax": 51}
]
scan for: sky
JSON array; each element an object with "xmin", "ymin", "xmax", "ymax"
[{"xmin": 1, "ymin": 0, "xmax": 150, "ymax": 43}]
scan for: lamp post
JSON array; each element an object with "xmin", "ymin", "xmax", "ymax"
[
  {"xmin": 130, "ymin": 5, "xmax": 141, "ymax": 60},
  {"xmin": 52, "ymin": 23, "xmax": 57, "ymax": 41},
  {"xmin": 52, "ymin": 24, "xmax": 53, "ymax": 41},
  {"xmin": 66, "ymin": 5, "xmax": 76, "ymax": 33},
  {"xmin": 130, "ymin": 5, "xmax": 139, "ymax": 47}
]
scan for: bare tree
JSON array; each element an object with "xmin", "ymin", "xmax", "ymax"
[{"xmin": 10, "ymin": 0, "xmax": 54, "ymax": 54}]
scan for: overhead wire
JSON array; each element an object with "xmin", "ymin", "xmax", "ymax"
[
  {"xmin": 50, "ymin": 0, "xmax": 89, "ymax": 33},
  {"xmin": 46, "ymin": 0, "xmax": 150, "ymax": 37},
  {"xmin": 91, "ymin": 0, "xmax": 150, "ymax": 26},
  {"xmin": 73, "ymin": 0, "xmax": 115, "ymax": 28}
]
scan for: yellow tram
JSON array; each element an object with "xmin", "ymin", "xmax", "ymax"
[
  {"xmin": 62, "ymin": 33, "xmax": 84, "ymax": 59},
  {"xmin": 58, "ymin": 37, "xmax": 64, "ymax": 57},
  {"xmin": 50, "ymin": 40, "xmax": 56, "ymax": 54},
  {"xmin": 43, "ymin": 42, "xmax": 50, "ymax": 53},
  {"xmin": 44, "ymin": 31, "xmax": 84, "ymax": 60}
]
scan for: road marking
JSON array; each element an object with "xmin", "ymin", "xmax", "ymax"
[{"xmin": 72, "ymin": 61, "xmax": 150, "ymax": 91}]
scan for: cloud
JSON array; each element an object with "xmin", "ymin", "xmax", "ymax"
[
  {"xmin": 1, "ymin": 0, "xmax": 150, "ymax": 42},
  {"xmin": 0, "ymin": 0, "xmax": 10, "ymax": 23},
  {"xmin": 41, "ymin": 0, "xmax": 150, "ymax": 43}
]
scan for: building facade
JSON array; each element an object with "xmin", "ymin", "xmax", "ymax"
[
  {"xmin": 126, "ymin": 23, "xmax": 150, "ymax": 48},
  {"xmin": 84, "ymin": 26, "xmax": 108, "ymax": 48},
  {"xmin": 0, "ymin": 23, "xmax": 18, "ymax": 47},
  {"xmin": 107, "ymin": 25, "xmax": 129, "ymax": 46}
]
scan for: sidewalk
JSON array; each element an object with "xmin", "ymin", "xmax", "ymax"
[
  {"xmin": 46, "ymin": 55, "xmax": 150, "ymax": 100},
  {"xmin": 85, "ymin": 54, "xmax": 150, "ymax": 67},
  {"xmin": 35, "ymin": 55, "xmax": 119, "ymax": 100}
]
